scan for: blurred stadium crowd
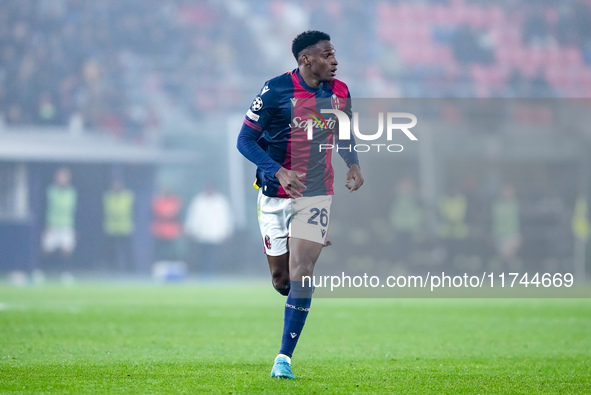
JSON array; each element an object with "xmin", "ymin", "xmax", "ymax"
[{"xmin": 1, "ymin": 0, "xmax": 591, "ymax": 138}]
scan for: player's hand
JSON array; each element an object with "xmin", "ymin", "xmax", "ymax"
[
  {"xmin": 275, "ymin": 167, "xmax": 306, "ymax": 198},
  {"xmin": 346, "ymin": 164, "xmax": 364, "ymax": 192}
]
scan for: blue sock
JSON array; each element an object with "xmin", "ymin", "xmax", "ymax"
[{"xmin": 279, "ymin": 280, "xmax": 313, "ymax": 358}]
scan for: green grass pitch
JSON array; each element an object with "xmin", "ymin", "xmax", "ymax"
[{"xmin": 1, "ymin": 282, "xmax": 590, "ymax": 394}]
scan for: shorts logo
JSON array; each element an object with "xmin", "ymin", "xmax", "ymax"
[
  {"xmin": 264, "ymin": 235, "xmax": 272, "ymax": 250},
  {"xmin": 321, "ymin": 229, "xmax": 326, "ymax": 238},
  {"xmin": 252, "ymin": 96, "xmax": 263, "ymax": 111}
]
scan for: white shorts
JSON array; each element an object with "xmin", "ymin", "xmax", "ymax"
[
  {"xmin": 42, "ymin": 228, "xmax": 76, "ymax": 253},
  {"xmin": 257, "ymin": 190, "xmax": 332, "ymax": 256}
]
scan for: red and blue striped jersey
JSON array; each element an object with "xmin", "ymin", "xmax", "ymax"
[{"xmin": 241, "ymin": 68, "xmax": 357, "ymax": 198}]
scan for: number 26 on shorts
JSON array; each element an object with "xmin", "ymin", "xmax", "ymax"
[{"xmin": 308, "ymin": 208, "xmax": 328, "ymax": 227}]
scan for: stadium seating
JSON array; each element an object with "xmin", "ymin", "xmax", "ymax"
[
  {"xmin": 376, "ymin": 0, "xmax": 591, "ymax": 98},
  {"xmin": 1, "ymin": 0, "xmax": 591, "ymax": 135}
]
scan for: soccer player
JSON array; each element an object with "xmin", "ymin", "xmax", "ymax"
[{"xmin": 237, "ymin": 30, "xmax": 364, "ymax": 379}]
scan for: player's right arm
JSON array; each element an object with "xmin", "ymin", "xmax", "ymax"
[{"xmin": 236, "ymin": 81, "xmax": 305, "ymax": 198}]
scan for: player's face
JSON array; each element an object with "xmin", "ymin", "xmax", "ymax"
[{"xmin": 306, "ymin": 41, "xmax": 338, "ymax": 82}]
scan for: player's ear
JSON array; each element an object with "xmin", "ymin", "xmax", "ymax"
[{"xmin": 300, "ymin": 54, "xmax": 309, "ymax": 66}]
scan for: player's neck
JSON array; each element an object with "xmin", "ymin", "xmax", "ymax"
[{"xmin": 298, "ymin": 67, "xmax": 320, "ymax": 89}]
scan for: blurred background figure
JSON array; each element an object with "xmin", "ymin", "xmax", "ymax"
[
  {"xmin": 491, "ymin": 184, "xmax": 521, "ymax": 268},
  {"xmin": 388, "ymin": 178, "xmax": 423, "ymax": 264},
  {"xmin": 572, "ymin": 195, "xmax": 590, "ymax": 280},
  {"xmin": 41, "ymin": 167, "xmax": 77, "ymax": 274},
  {"xmin": 438, "ymin": 186, "xmax": 468, "ymax": 266},
  {"xmin": 151, "ymin": 188, "xmax": 183, "ymax": 262},
  {"xmin": 184, "ymin": 184, "xmax": 233, "ymax": 275},
  {"xmin": 103, "ymin": 180, "xmax": 135, "ymax": 273}
]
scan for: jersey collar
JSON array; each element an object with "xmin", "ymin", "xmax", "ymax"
[{"xmin": 295, "ymin": 68, "xmax": 324, "ymax": 93}]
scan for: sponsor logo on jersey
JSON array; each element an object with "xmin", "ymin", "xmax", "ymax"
[
  {"xmin": 261, "ymin": 85, "xmax": 270, "ymax": 95},
  {"xmin": 252, "ymin": 96, "xmax": 263, "ymax": 111},
  {"xmin": 290, "ymin": 115, "xmax": 337, "ymax": 131},
  {"xmin": 303, "ymin": 107, "xmax": 329, "ymax": 130},
  {"xmin": 290, "ymin": 98, "xmax": 298, "ymax": 107},
  {"xmin": 246, "ymin": 109, "xmax": 260, "ymax": 122}
]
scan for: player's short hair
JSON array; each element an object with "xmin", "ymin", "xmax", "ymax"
[{"xmin": 292, "ymin": 30, "xmax": 331, "ymax": 60}]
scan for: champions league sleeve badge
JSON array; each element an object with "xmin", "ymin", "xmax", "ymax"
[{"xmin": 251, "ymin": 96, "xmax": 263, "ymax": 111}]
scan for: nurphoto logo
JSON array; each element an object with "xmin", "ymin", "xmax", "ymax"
[{"xmin": 299, "ymin": 109, "xmax": 418, "ymax": 153}]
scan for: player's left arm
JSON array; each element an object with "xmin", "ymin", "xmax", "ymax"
[{"xmin": 336, "ymin": 88, "xmax": 363, "ymax": 192}]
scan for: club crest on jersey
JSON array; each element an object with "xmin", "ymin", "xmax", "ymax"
[
  {"xmin": 331, "ymin": 94, "xmax": 340, "ymax": 110},
  {"xmin": 252, "ymin": 96, "xmax": 263, "ymax": 111},
  {"xmin": 264, "ymin": 235, "xmax": 272, "ymax": 250}
]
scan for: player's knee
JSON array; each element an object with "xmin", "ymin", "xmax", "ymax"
[
  {"xmin": 274, "ymin": 285, "xmax": 290, "ymax": 296},
  {"xmin": 272, "ymin": 277, "xmax": 290, "ymax": 296}
]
